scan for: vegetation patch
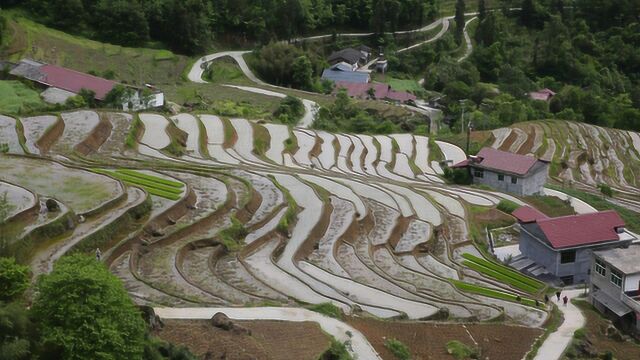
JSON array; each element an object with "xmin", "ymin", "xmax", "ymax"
[
  {"xmin": 446, "ymin": 340, "xmax": 478, "ymax": 360},
  {"xmin": 496, "ymin": 199, "xmax": 519, "ymax": 214},
  {"xmin": 385, "ymin": 338, "xmax": 411, "ymax": 360},
  {"xmin": 451, "ymin": 280, "xmax": 541, "ymax": 308},
  {"xmin": 93, "ymin": 169, "xmax": 183, "ymax": 200},
  {"xmin": 462, "ymin": 253, "xmax": 546, "ymax": 293},
  {"xmin": 0, "ymin": 80, "xmax": 46, "ymax": 114},
  {"xmin": 217, "ymin": 216, "xmax": 248, "ymax": 251},
  {"xmin": 522, "ymin": 195, "xmax": 574, "ymax": 217},
  {"xmin": 307, "ymin": 302, "xmax": 343, "ymax": 320}
]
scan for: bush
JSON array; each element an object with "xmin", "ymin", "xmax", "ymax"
[
  {"xmin": 274, "ymin": 96, "xmax": 305, "ymax": 125},
  {"xmin": 0, "ymin": 257, "xmax": 30, "ymax": 302},
  {"xmin": 496, "ymin": 199, "xmax": 519, "ymax": 214},
  {"xmin": 446, "ymin": 340, "xmax": 478, "ymax": 360},
  {"xmin": 443, "ymin": 167, "xmax": 472, "ymax": 185},
  {"xmin": 384, "ymin": 338, "xmax": 411, "ymax": 360},
  {"xmin": 308, "ymin": 303, "xmax": 343, "ymax": 319}
]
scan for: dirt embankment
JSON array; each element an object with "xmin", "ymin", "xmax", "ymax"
[
  {"xmin": 349, "ymin": 317, "xmax": 542, "ymax": 360},
  {"xmin": 498, "ymin": 130, "xmax": 519, "ymax": 152},
  {"xmin": 35, "ymin": 116, "xmax": 64, "ymax": 154},
  {"xmin": 75, "ymin": 113, "xmax": 113, "ymax": 155},
  {"xmin": 294, "ymin": 200, "xmax": 333, "ymax": 262},
  {"xmin": 155, "ymin": 318, "xmax": 331, "ymax": 360}
]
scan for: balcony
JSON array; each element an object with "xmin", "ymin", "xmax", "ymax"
[{"xmin": 622, "ymin": 290, "xmax": 640, "ymax": 313}]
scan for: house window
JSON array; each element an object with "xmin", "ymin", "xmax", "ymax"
[
  {"xmin": 498, "ymin": 174, "xmax": 504, "ymax": 181},
  {"xmin": 474, "ymin": 169, "xmax": 484, "ymax": 178},
  {"xmin": 611, "ymin": 269, "xmax": 622, "ymax": 287},
  {"xmin": 511, "ymin": 176, "xmax": 518, "ymax": 184},
  {"xmin": 594, "ymin": 259, "xmax": 606, "ymax": 277},
  {"xmin": 560, "ymin": 250, "xmax": 576, "ymax": 264}
]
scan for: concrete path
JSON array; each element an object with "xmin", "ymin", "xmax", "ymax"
[
  {"xmin": 458, "ymin": 17, "xmax": 478, "ymax": 62},
  {"xmin": 154, "ymin": 306, "xmax": 382, "ymax": 360},
  {"xmin": 533, "ymin": 289, "xmax": 585, "ymax": 360}
]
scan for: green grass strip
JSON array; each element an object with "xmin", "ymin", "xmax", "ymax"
[
  {"xmin": 462, "ymin": 260, "xmax": 540, "ymax": 294},
  {"xmin": 108, "ymin": 173, "xmax": 184, "ymax": 195},
  {"xmin": 115, "ymin": 169, "xmax": 184, "ymax": 188},
  {"xmin": 462, "ymin": 253, "xmax": 545, "ymax": 290},
  {"xmin": 451, "ymin": 280, "xmax": 542, "ymax": 308}
]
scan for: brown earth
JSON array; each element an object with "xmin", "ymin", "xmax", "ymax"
[
  {"xmin": 565, "ymin": 301, "xmax": 640, "ymax": 360},
  {"xmin": 75, "ymin": 114, "xmax": 113, "ymax": 155},
  {"xmin": 348, "ymin": 317, "xmax": 543, "ymax": 360},
  {"xmin": 35, "ymin": 115, "xmax": 64, "ymax": 154},
  {"xmin": 499, "ymin": 130, "xmax": 518, "ymax": 152},
  {"xmin": 155, "ymin": 319, "xmax": 331, "ymax": 360}
]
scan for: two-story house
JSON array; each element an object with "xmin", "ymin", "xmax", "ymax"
[
  {"xmin": 513, "ymin": 206, "xmax": 634, "ymax": 285},
  {"xmin": 590, "ymin": 246, "xmax": 640, "ymax": 334},
  {"xmin": 451, "ymin": 147, "xmax": 549, "ymax": 196}
]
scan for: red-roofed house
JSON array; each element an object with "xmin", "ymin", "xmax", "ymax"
[
  {"xmin": 451, "ymin": 147, "xmax": 549, "ymax": 196},
  {"xmin": 515, "ymin": 206, "xmax": 634, "ymax": 285},
  {"xmin": 529, "ymin": 88, "xmax": 556, "ymax": 101},
  {"xmin": 10, "ymin": 59, "xmax": 164, "ymax": 110}
]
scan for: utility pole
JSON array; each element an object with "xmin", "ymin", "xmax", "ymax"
[{"xmin": 466, "ymin": 120, "xmax": 473, "ymax": 155}]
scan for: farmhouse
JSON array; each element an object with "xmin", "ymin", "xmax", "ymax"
[
  {"xmin": 451, "ymin": 147, "xmax": 549, "ymax": 196},
  {"xmin": 321, "ymin": 62, "xmax": 371, "ymax": 84},
  {"xmin": 590, "ymin": 246, "xmax": 640, "ymax": 334},
  {"xmin": 9, "ymin": 58, "xmax": 164, "ymax": 110},
  {"xmin": 327, "ymin": 47, "xmax": 370, "ymax": 67},
  {"xmin": 513, "ymin": 206, "xmax": 635, "ymax": 285},
  {"xmin": 529, "ymin": 88, "xmax": 556, "ymax": 102}
]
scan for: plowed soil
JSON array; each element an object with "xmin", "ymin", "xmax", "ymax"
[
  {"xmin": 348, "ymin": 317, "xmax": 543, "ymax": 360},
  {"xmin": 155, "ymin": 319, "xmax": 331, "ymax": 360}
]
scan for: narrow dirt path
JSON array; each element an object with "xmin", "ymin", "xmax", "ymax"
[{"xmin": 457, "ymin": 17, "xmax": 478, "ymax": 62}]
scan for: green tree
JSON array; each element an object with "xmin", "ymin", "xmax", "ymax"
[
  {"xmin": 454, "ymin": 0, "xmax": 466, "ymax": 44},
  {"xmin": 32, "ymin": 254, "xmax": 146, "ymax": 360},
  {"xmin": 0, "ymin": 302, "xmax": 33, "ymax": 360},
  {"xmin": 94, "ymin": 0, "xmax": 149, "ymax": 46},
  {"xmin": 292, "ymin": 55, "xmax": 313, "ymax": 90},
  {"xmin": 478, "ymin": 0, "xmax": 486, "ymax": 20},
  {"xmin": 78, "ymin": 89, "xmax": 96, "ymax": 108},
  {"xmin": 598, "ymin": 183, "xmax": 614, "ymax": 198},
  {"xmin": 0, "ymin": 257, "xmax": 29, "ymax": 302}
]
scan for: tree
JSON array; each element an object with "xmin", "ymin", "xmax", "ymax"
[
  {"xmin": 0, "ymin": 257, "xmax": 29, "ymax": 302},
  {"xmin": 94, "ymin": 0, "xmax": 149, "ymax": 46},
  {"xmin": 32, "ymin": 254, "xmax": 146, "ymax": 360},
  {"xmin": 478, "ymin": 0, "xmax": 486, "ymax": 21},
  {"xmin": 454, "ymin": 0, "xmax": 466, "ymax": 44},
  {"xmin": 291, "ymin": 55, "xmax": 313, "ymax": 90},
  {"xmin": 521, "ymin": 0, "xmax": 535, "ymax": 27},
  {"xmin": 0, "ymin": 302, "xmax": 32, "ymax": 360},
  {"xmin": 598, "ymin": 183, "xmax": 613, "ymax": 198},
  {"xmin": 78, "ymin": 89, "xmax": 96, "ymax": 108}
]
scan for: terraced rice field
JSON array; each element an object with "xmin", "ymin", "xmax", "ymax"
[
  {"xmin": 1, "ymin": 109, "xmax": 566, "ymax": 358},
  {"xmin": 490, "ymin": 120, "xmax": 640, "ymax": 212}
]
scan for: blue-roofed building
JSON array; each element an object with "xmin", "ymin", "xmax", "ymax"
[{"xmin": 321, "ymin": 62, "xmax": 370, "ymax": 84}]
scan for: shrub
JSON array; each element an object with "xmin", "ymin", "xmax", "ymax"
[
  {"xmin": 496, "ymin": 199, "xmax": 519, "ymax": 214},
  {"xmin": 446, "ymin": 340, "xmax": 478, "ymax": 360},
  {"xmin": 308, "ymin": 303, "xmax": 343, "ymax": 319},
  {"xmin": 444, "ymin": 167, "xmax": 472, "ymax": 184},
  {"xmin": 0, "ymin": 257, "xmax": 30, "ymax": 301},
  {"xmin": 274, "ymin": 96, "xmax": 305, "ymax": 125},
  {"xmin": 385, "ymin": 338, "xmax": 411, "ymax": 360},
  {"xmin": 320, "ymin": 338, "xmax": 353, "ymax": 360},
  {"xmin": 573, "ymin": 328, "xmax": 586, "ymax": 339}
]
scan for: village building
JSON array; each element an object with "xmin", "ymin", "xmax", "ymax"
[
  {"xmin": 590, "ymin": 246, "xmax": 640, "ymax": 334},
  {"xmin": 327, "ymin": 47, "xmax": 369, "ymax": 68},
  {"xmin": 8, "ymin": 58, "xmax": 164, "ymax": 110},
  {"xmin": 512, "ymin": 206, "xmax": 635, "ymax": 285},
  {"xmin": 529, "ymin": 88, "xmax": 556, "ymax": 102},
  {"xmin": 320, "ymin": 62, "xmax": 371, "ymax": 84},
  {"xmin": 451, "ymin": 147, "xmax": 549, "ymax": 196}
]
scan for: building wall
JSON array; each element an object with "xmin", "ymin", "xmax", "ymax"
[
  {"xmin": 591, "ymin": 255, "xmax": 624, "ymax": 297},
  {"xmin": 470, "ymin": 164, "xmax": 547, "ymax": 196},
  {"xmin": 520, "ymin": 227, "xmax": 624, "ymax": 284}
]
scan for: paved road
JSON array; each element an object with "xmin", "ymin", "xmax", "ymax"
[
  {"xmin": 154, "ymin": 306, "xmax": 382, "ymax": 359},
  {"xmin": 533, "ymin": 289, "xmax": 585, "ymax": 360}
]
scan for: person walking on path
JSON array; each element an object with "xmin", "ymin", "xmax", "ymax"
[
  {"xmin": 95, "ymin": 248, "xmax": 102, "ymax": 261},
  {"xmin": 563, "ymin": 295, "xmax": 569, "ymax": 306},
  {"xmin": 544, "ymin": 294, "xmax": 549, "ymax": 304},
  {"xmin": 556, "ymin": 290, "xmax": 561, "ymax": 301}
]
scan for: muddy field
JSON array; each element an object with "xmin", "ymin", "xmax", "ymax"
[
  {"xmin": 348, "ymin": 317, "xmax": 543, "ymax": 360},
  {"xmin": 155, "ymin": 319, "xmax": 331, "ymax": 360}
]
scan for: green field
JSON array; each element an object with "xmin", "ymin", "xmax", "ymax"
[
  {"xmin": 462, "ymin": 253, "xmax": 546, "ymax": 294},
  {"xmin": 94, "ymin": 169, "xmax": 184, "ymax": 201},
  {"xmin": 451, "ymin": 280, "xmax": 542, "ymax": 308},
  {"xmin": 1, "ymin": 13, "xmax": 189, "ymax": 86},
  {"xmin": 0, "ymin": 80, "xmax": 46, "ymax": 114},
  {"xmin": 379, "ymin": 77, "xmax": 423, "ymax": 92}
]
